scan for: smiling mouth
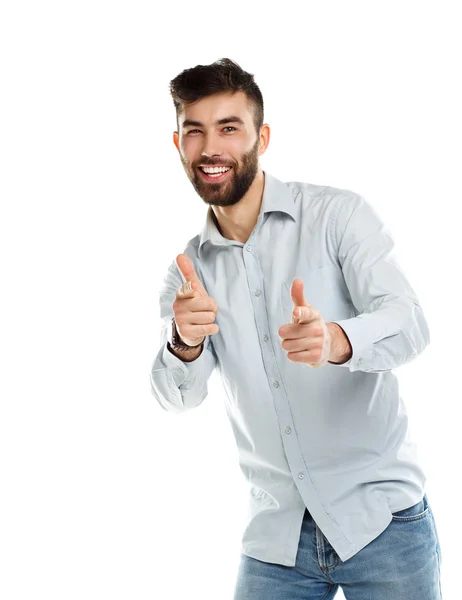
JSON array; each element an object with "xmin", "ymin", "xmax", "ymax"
[{"xmin": 198, "ymin": 166, "xmax": 233, "ymax": 182}]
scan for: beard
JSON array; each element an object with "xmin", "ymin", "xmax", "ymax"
[{"xmin": 181, "ymin": 136, "xmax": 260, "ymax": 207}]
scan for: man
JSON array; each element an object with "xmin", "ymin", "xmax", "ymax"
[{"xmin": 150, "ymin": 58, "xmax": 442, "ymax": 599}]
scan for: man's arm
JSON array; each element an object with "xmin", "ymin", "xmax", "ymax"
[
  {"xmin": 326, "ymin": 193, "xmax": 430, "ymax": 373},
  {"xmin": 150, "ymin": 257, "xmax": 218, "ymax": 413}
]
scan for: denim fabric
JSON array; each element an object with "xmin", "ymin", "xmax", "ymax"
[{"xmin": 233, "ymin": 493, "xmax": 442, "ymax": 599}]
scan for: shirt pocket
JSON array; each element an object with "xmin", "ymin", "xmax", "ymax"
[{"xmin": 280, "ymin": 264, "xmax": 355, "ymax": 323}]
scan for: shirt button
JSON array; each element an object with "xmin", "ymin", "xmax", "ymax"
[
  {"xmin": 285, "ymin": 427, "xmax": 291, "ymax": 434},
  {"xmin": 263, "ymin": 335, "xmax": 269, "ymax": 342},
  {"xmin": 273, "ymin": 381, "xmax": 279, "ymax": 388},
  {"xmin": 246, "ymin": 245, "xmax": 252, "ymax": 252},
  {"xmin": 298, "ymin": 472, "xmax": 304, "ymax": 479},
  {"xmin": 254, "ymin": 290, "xmax": 261, "ymax": 297}
]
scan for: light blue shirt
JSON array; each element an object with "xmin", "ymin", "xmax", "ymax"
[{"xmin": 150, "ymin": 171, "xmax": 430, "ymax": 565}]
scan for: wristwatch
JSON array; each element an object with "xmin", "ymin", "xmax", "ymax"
[{"xmin": 168, "ymin": 317, "xmax": 205, "ymax": 352}]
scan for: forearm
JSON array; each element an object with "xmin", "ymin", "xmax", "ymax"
[
  {"xmin": 150, "ymin": 337, "xmax": 214, "ymax": 413},
  {"xmin": 328, "ymin": 298, "xmax": 430, "ymax": 372}
]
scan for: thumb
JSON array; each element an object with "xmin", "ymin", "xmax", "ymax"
[
  {"xmin": 176, "ymin": 253, "xmax": 208, "ymax": 297},
  {"xmin": 290, "ymin": 278, "xmax": 309, "ymax": 315}
]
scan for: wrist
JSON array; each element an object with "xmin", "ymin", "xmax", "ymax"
[
  {"xmin": 327, "ymin": 322, "xmax": 352, "ymax": 364},
  {"xmin": 167, "ymin": 340, "xmax": 204, "ymax": 362}
]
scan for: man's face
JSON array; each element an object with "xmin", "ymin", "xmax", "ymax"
[{"xmin": 174, "ymin": 91, "xmax": 262, "ymax": 207}]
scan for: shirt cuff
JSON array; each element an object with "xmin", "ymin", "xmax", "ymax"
[
  {"xmin": 162, "ymin": 341, "xmax": 206, "ymax": 387},
  {"xmin": 328, "ymin": 319, "xmax": 363, "ymax": 370}
]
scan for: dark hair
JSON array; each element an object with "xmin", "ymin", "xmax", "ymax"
[{"xmin": 169, "ymin": 58, "xmax": 264, "ymax": 135}]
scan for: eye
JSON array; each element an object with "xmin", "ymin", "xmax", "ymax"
[
  {"xmin": 186, "ymin": 129, "xmax": 202, "ymax": 134},
  {"xmin": 223, "ymin": 126, "xmax": 236, "ymax": 132}
]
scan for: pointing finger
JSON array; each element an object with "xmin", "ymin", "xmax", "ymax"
[{"xmin": 176, "ymin": 253, "xmax": 208, "ymax": 297}]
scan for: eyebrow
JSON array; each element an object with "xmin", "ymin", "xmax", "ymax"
[{"xmin": 182, "ymin": 116, "xmax": 246, "ymax": 128}]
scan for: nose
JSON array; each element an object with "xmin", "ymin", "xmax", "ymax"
[{"xmin": 200, "ymin": 132, "xmax": 224, "ymax": 160}]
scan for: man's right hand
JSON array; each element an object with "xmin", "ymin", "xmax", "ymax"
[{"xmin": 173, "ymin": 254, "xmax": 220, "ymax": 347}]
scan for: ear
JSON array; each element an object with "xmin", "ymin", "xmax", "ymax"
[
  {"xmin": 173, "ymin": 131, "xmax": 180, "ymax": 152},
  {"xmin": 258, "ymin": 123, "xmax": 270, "ymax": 157}
]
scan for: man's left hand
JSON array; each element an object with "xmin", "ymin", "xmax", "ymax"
[{"xmin": 278, "ymin": 278, "xmax": 331, "ymax": 368}]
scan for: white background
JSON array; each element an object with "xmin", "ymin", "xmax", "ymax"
[{"xmin": 1, "ymin": 1, "xmax": 460, "ymax": 598}]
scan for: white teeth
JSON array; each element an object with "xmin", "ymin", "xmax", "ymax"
[{"xmin": 202, "ymin": 166, "xmax": 231, "ymax": 174}]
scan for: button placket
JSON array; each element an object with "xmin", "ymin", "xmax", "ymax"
[{"xmin": 244, "ymin": 231, "xmax": 309, "ymax": 496}]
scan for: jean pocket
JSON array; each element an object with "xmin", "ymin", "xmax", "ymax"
[{"xmin": 391, "ymin": 494, "xmax": 429, "ymax": 522}]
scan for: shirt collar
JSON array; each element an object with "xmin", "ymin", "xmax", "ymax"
[{"xmin": 198, "ymin": 171, "xmax": 297, "ymax": 259}]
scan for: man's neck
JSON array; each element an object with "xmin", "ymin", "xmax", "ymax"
[{"xmin": 212, "ymin": 170, "xmax": 265, "ymax": 244}]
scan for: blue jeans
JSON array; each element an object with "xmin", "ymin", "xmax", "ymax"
[{"xmin": 233, "ymin": 493, "xmax": 442, "ymax": 599}]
